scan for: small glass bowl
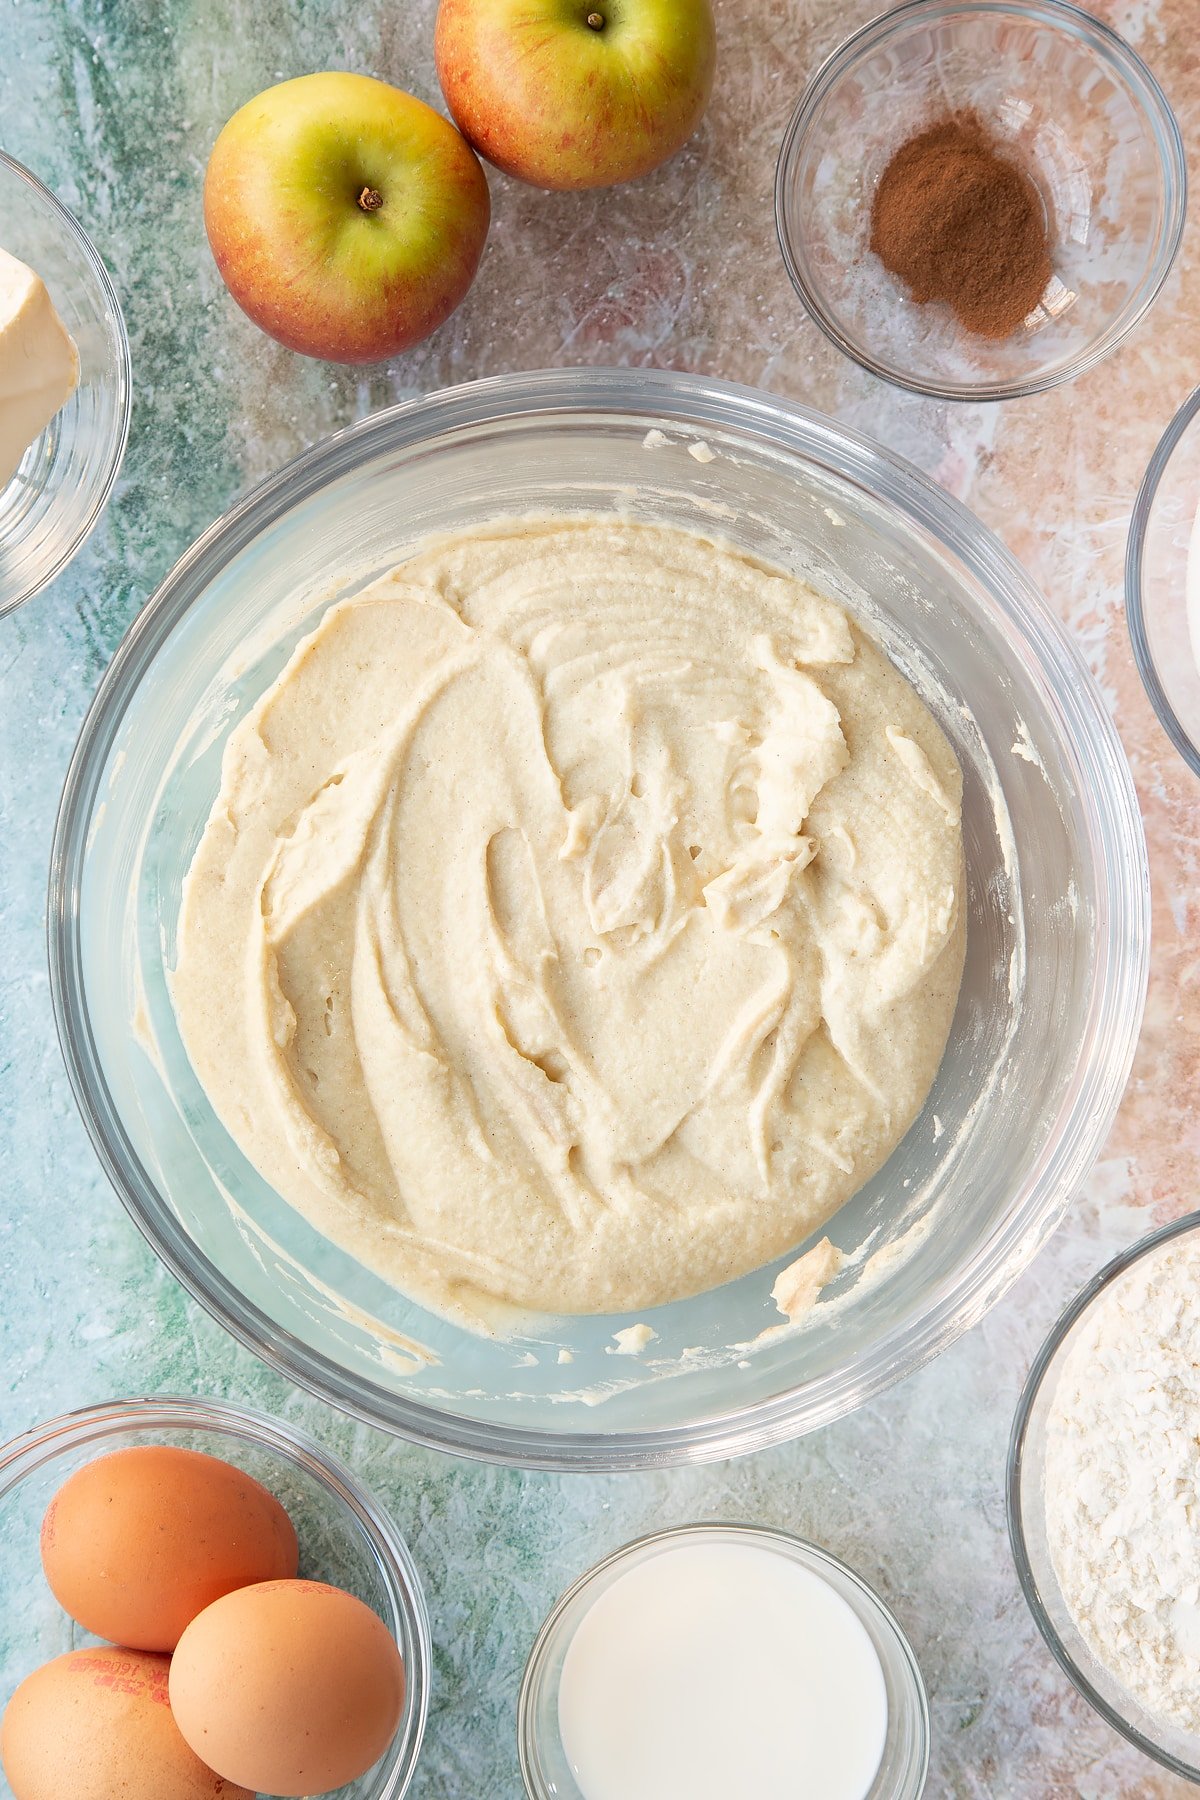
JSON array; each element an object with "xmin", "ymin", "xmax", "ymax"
[
  {"xmin": 0, "ymin": 151, "xmax": 131, "ymax": 617},
  {"xmin": 1126, "ymin": 386, "xmax": 1200, "ymax": 779},
  {"xmin": 775, "ymin": 0, "xmax": 1187, "ymax": 400},
  {"xmin": 518, "ymin": 1522, "xmax": 929, "ymax": 1800},
  {"xmin": 0, "ymin": 1396, "xmax": 430, "ymax": 1800},
  {"xmin": 1008, "ymin": 1212, "xmax": 1200, "ymax": 1782}
]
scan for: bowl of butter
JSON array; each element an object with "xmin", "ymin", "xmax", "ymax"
[{"xmin": 0, "ymin": 150, "xmax": 130, "ymax": 617}]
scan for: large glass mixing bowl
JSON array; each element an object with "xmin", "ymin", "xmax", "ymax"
[{"xmin": 49, "ymin": 370, "xmax": 1149, "ymax": 1470}]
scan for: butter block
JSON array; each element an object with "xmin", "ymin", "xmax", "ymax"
[{"xmin": 0, "ymin": 246, "xmax": 80, "ymax": 488}]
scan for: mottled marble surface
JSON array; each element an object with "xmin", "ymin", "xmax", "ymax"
[{"xmin": 0, "ymin": 0, "xmax": 1197, "ymax": 1794}]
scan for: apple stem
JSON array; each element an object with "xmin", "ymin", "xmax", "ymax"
[
  {"xmin": 586, "ymin": 9, "xmax": 605, "ymax": 27},
  {"xmin": 357, "ymin": 186, "xmax": 383, "ymax": 213}
]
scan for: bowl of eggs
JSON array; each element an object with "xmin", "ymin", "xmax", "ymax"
[{"xmin": 0, "ymin": 1395, "xmax": 430, "ymax": 1800}]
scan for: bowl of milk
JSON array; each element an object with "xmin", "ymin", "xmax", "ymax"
[{"xmin": 519, "ymin": 1521, "xmax": 928, "ymax": 1800}]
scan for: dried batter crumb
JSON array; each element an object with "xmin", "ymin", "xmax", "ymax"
[
  {"xmin": 609, "ymin": 1323, "xmax": 657, "ymax": 1356},
  {"xmin": 771, "ymin": 1236, "xmax": 846, "ymax": 1324}
]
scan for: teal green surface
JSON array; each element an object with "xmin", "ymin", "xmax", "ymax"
[{"xmin": 0, "ymin": 4, "xmax": 1174, "ymax": 1795}]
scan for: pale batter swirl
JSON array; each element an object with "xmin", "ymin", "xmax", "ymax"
[{"xmin": 173, "ymin": 520, "xmax": 965, "ymax": 1322}]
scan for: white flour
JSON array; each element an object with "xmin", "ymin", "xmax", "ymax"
[{"xmin": 1044, "ymin": 1235, "xmax": 1200, "ymax": 1736}]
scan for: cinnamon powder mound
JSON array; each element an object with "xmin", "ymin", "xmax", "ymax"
[{"xmin": 869, "ymin": 112, "xmax": 1052, "ymax": 340}]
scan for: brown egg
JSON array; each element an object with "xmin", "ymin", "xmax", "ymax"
[
  {"xmin": 0, "ymin": 1646, "xmax": 254, "ymax": 1800},
  {"xmin": 41, "ymin": 1445, "xmax": 299, "ymax": 1651},
  {"xmin": 170, "ymin": 1578, "xmax": 406, "ymax": 1796}
]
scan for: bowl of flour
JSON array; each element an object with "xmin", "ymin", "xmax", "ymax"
[{"xmin": 1009, "ymin": 1212, "xmax": 1200, "ymax": 1780}]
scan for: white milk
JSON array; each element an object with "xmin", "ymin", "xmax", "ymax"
[
  {"xmin": 557, "ymin": 1540, "xmax": 889, "ymax": 1800},
  {"xmin": 1188, "ymin": 493, "xmax": 1200, "ymax": 679}
]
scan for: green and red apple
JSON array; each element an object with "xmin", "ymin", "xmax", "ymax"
[
  {"xmin": 435, "ymin": 0, "xmax": 716, "ymax": 191},
  {"xmin": 204, "ymin": 72, "xmax": 491, "ymax": 363}
]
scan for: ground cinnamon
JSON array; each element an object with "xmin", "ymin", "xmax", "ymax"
[{"xmin": 869, "ymin": 112, "xmax": 1052, "ymax": 340}]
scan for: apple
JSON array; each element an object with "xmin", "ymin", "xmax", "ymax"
[
  {"xmin": 435, "ymin": 0, "xmax": 716, "ymax": 192},
  {"xmin": 204, "ymin": 72, "xmax": 491, "ymax": 363}
]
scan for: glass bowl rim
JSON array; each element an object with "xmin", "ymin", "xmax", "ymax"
[
  {"xmin": 1006, "ymin": 1209, "xmax": 1200, "ymax": 1780},
  {"xmin": 47, "ymin": 365, "xmax": 1151, "ymax": 1472},
  {"xmin": 516, "ymin": 1519, "xmax": 930, "ymax": 1800},
  {"xmin": 1124, "ymin": 383, "xmax": 1200, "ymax": 780},
  {"xmin": 773, "ymin": 0, "xmax": 1189, "ymax": 402},
  {"xmin": 0, "ymin": 148, "xmax": 133, "ymax": 619},
  {"xmin": 0, "ymin": 1392, "xmax": 432, "ymax": 1800}
]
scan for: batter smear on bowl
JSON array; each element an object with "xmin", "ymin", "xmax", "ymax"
[{"xmin": 173, "ymin": 519, "xmax": 965, "ymax": 1324}]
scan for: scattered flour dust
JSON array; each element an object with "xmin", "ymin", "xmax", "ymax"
[{"xmin": 1044, "ymin": 1233, "xmax": 1200, "ymax": 1735}]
